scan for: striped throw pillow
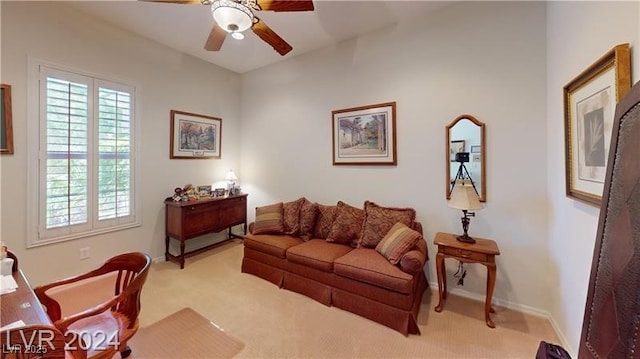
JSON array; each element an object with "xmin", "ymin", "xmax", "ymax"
[
  {"xmin": 253, "ymin": 202, "xmax": 284, "ymax": 234},
  {"xmin": 375, "ymin": 222, "xmax": 422, "ymax": 265}
]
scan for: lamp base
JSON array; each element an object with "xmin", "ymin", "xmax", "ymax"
[{"xmin": 456, "ymin": 234, "xmax": 476, "ymax": 244}]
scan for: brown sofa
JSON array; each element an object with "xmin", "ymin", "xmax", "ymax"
[{"xmin": 241, "ymin": 198, "xmax": 429, "ymax": 335}]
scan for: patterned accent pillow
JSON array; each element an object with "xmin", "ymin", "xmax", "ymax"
[
  {"xmin": 253, "ymin": 202, "xmax": 284, "ymax": 235},
  {"xmin": 299, "ymin": 198, "xmax": 318, "ymax": 241},
  {"xmin": 359, "ymin": 201, "xmax": 416, "ymax": 248},
  {"xmin": 376, "ymin": 222, "xmax": 422, "ymax": 264},
  {"xmin": 312, "ymin": 203, "xmax": 338, "ymax": 239},
  {"xmin": 283, "ymin": 198, "xmax": 304, "ymax": 235},
  {"xmin": 326, "ymin": 201, "xmax": 364, "ymax": 246}
]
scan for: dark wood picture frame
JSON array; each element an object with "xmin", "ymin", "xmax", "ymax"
[
  {"xmin": 332, "ymin": 102, "xmax": 397, "ymax": 165},
  {"xmin": 1, "ymin": 84, "xmax": 14, "ymax": 155},
  {"xmin": 563, "ymin": 44, "xmax": 631, "ymax": 206},
  {"xmin": 170, "ymin": 110, "xmax": 222, "ymax": 159}
]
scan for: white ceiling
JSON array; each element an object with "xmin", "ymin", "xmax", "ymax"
[{"xmin": 67, "ymin": 0, "xmax": 452, "ymax": 74}]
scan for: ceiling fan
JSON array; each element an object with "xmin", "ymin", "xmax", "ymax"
[{"xmin": 145, "ymin": 0, "xmax": 314, "ymax": 56}]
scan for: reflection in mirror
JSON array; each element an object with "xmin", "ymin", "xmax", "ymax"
[{"xmin": 446, "ymin": 114, "xmax": 486, "ymax": 202}]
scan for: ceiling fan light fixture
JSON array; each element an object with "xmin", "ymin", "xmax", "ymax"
[
  {"xmin": 210, "ymin": 0, "xmax": 254, "ymax": 34},
  {"xmin": 231, "ymin": 32, "xmax": 244, "ymax": 40}
]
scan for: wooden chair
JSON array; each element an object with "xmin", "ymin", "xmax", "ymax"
[{"xmin": 34, "ymin": 252, "xmax": 151, "ymax": 359}]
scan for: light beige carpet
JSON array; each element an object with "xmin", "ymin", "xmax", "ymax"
[
  {"xmin": 46, "ymin": 240, "xmax": 561, "ymax": 358},
  {"xmin": 128, "ymin": 307, "xmax": 244, "ymax": 359}
]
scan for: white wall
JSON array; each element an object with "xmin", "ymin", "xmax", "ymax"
[
  {"xmin": 240, "ymin": 1, "xmax": 550, "ymax": 312},
  {"xmin": 0, "ymin": 2, "xmax": 242, "ymax": 285},
  {"xmin": 546, "ymin": 1, "xmax": 640, "ymax": 356}
]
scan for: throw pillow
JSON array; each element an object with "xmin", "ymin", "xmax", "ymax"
[
  {"xmin": 312, "ymin": 203, "xmax": 338, "ymax": 239},
  {"xmin": 283, "ymin": 198, "xmax": 304, "ymax": 235},
  {"xmin": 376, "ymin": 222, "xmax": 422, "ymax": 265},
  {"xmin": 359, "ymin": 201, "xmax": 416, "ymax": 248},
  {"xmin": 299, "ymin": 198, "xmax": 318, "ymax": 241},
  {"xmin": 326, "ymin": 201, "xmax": 364, "ymax": 246},
  {"xmin": 253, "ymin": 202, "xmax": 284, "ymax": 235}
]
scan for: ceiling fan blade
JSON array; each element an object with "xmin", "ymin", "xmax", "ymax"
[
  {"xmin": 252, "ymin": 17, "xmax": 293, "ymax": 56},
  {"xmin": 204, "ymin": 24, "xmax": 227, "ymax": 51},
  {"xmin": 256, "ymin": 0, "xmax": 314, "ymax": 12}
]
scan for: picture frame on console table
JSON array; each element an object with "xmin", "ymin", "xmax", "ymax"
[
  {"xmin": 170, "ymin": 110, "xmax": 222, "ymax": 159},
  {"xmin": 563, "ymin": 43, "xmax": 631, "ymax": 206},
  {"xmin": 332, "ymin": 102, "xmax": 397, "ymax": 165}
]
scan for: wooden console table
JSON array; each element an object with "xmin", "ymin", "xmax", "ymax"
[
  {"xmin": 433, "ymin": 231, "xmax": 500, "ymax": 328},
  {"xmin": 165, "ymin": 194, "xmax": 247, "ymax": 269}
]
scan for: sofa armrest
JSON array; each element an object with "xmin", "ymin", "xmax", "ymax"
[
  {"xmin": 399, "ymin": 238, "xmax": 428, "ymax": 275},
  {"xmin": 248, "ymin": 222, "xmax": 255, "ymax": 234}
]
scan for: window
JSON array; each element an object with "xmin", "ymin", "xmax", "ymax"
[{"xmin": 28, "ymin": 61, "xmax": 140, "ymax": 246}]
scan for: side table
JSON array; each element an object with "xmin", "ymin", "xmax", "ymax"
[{"xmin": 433, "ymin": 231, "xmax": 501, "ymax": 328}]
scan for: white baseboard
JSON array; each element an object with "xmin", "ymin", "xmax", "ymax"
[{"xmin": 427, "ymin": 281, "xmax": 573, "ymax": 355}]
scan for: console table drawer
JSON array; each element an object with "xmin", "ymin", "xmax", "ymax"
[{"xmin": 442, "ymin": 247, "xmax": 488, "ymax": 262}]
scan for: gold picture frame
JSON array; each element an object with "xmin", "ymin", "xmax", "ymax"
[
  {"xmin": 1, "ymin": 84, "xmax": 14, "ymax": 155},
  {"xmin": 564, "ymin": 43, "xmax": 631, "ymax": 206}
]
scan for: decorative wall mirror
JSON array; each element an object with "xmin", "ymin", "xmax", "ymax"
[{"xmin": 446, "ymin": 114, "xmax": 486, "ymax": 202}]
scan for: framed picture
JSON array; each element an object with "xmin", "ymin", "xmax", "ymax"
[
  {"xmin": 332, "ymin": 102, "xmax": 397, "ymax": 165},
  {"xmin": 449, "ymin": 140, "xmax": 465, "ymax": 162},
  {"xmin": 1, "ymin": 84, "xmax": 14, "ymax": 155},
  {"xmin": 470, "ymin": 145, "xmax": 481, "ymax": 153},
  {"xmin": 170, "ymin": 110, "xmax": 222, "ymax": 159},
  {"xmin": 564, "ymin": 43, "xmax": 631, "ymax": 206},
  {"xmin": 196, "ymin": 185, "xmax": 212, "ymax": 197}
]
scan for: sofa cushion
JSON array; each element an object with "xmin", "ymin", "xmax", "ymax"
[
  {"xmin": 334, "ymin": 248, "xmax": 413, "ymax": 294},
  {"xmin": 253, "ymin": 202, "xmax": 284, "ymax": 234},
  {"xmin": 299, "ymin": 198, "xmax": 318, "ymax": 241},
  {"xmin": 375, "ymin": 222, "xmax": 422, "ymax": 265},
  {"xmin": 358, "ymin": 201, "xmax": 416, "ymax": 248},
  {"xmin": 326, "ymin": 201, "xmax": 364, "ymax": 246},
  {"xmin": 287, "ymin": 239, "xmax": 353, "ymax": 272},
  {"xmin": 244, "ymin": 233, "xmax": 303, "ymax": 259},
  {"xmin": 312, "ymin": 203, "xmax": 337, "ymax": 239},
  {"xmin": 283, "ymin": 198, "xmax": 304, "ymax": 235}
]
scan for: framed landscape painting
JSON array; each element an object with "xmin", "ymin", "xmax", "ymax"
[
  {"xmin": 170, "ymin": 110, "xmax": 222, "ymax": 159},
  {"xmin": 564, "ymin": 44, "xmax": 631, "ymax": 206},
  {"xmin": 332, "ymin": 102, "xmax": 397, "ymax": 165}
]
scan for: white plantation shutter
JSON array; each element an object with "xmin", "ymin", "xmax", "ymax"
[
  {"xmin": 44, "ymin": 77, "xmax": 89, "ymax": 230},
  {"xmin": 31, "ymin": 63, "xmax": 139, "ymax": 246},
  {"xmin": 96, "ymin": 85, "xmax": 132, "ymax": 223}
]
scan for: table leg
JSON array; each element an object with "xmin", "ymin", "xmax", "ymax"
[
  {"xmin": 179, "ymin": 240, "xmax": 186, "ymax": 269},
  {"xmin": 164, "ymin": 236, "xmax": 170, "ymax": 261},
  {"xmin": 485, "ymin": 263, "xmax": 497, "ymax": 328},
  {"xmin": 435, "ymin": 252, "xmax": 446, "ymax": 312}
]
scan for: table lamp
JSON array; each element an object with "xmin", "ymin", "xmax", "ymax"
[
  {"xmin": 225, "ymin": 169, "xmax": 238, "ymax": 195},
  {"xmin": 448, "ymin": 178, "xmax": 482, "ymax": 243}
]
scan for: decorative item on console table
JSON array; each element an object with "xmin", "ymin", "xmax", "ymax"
[{"xmin": 164, "ymin": 193, "xmax": 247, "ymax": 269}]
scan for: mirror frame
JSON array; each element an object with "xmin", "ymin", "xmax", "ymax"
[{"xmin": 446, "ymin": 114, "xmax": 486, "ymax": 202}]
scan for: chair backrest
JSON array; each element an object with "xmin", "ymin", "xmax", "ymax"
[
  {"xmin": 101, "ymin": 252, "xmax": 152, "ymax": 329},
  {"xmin": 0, "ymin": 324, "xmax": 68, "ymax": 359}
]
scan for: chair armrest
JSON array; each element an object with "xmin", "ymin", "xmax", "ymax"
[
  {"xmin": 248, "ymin": 222, "xmax": 255, "ymax": 234},
  {"xmin": 34, "ymin": 267, "xmax": 110, "ymax": 323}
]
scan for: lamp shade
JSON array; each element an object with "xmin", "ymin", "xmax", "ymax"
[
  {"xmin": 225, "ymin": 169, "xmax": 238, "ymax": 182},
  {"xmin": 211, "ymin": 0, "xmax": 254, "ymax": 33},
  {"xmin": 448, "ymin": 179, "xmax": 482, "ymax": 211}
]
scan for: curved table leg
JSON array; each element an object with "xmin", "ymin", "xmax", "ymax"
[
  {"xmin": 435, "ymin": 252, "xmax": 446, "ymax": 312},
  {"xmin": 485, "ymin": 263, "xmax": 497, "ymax": 328}
]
